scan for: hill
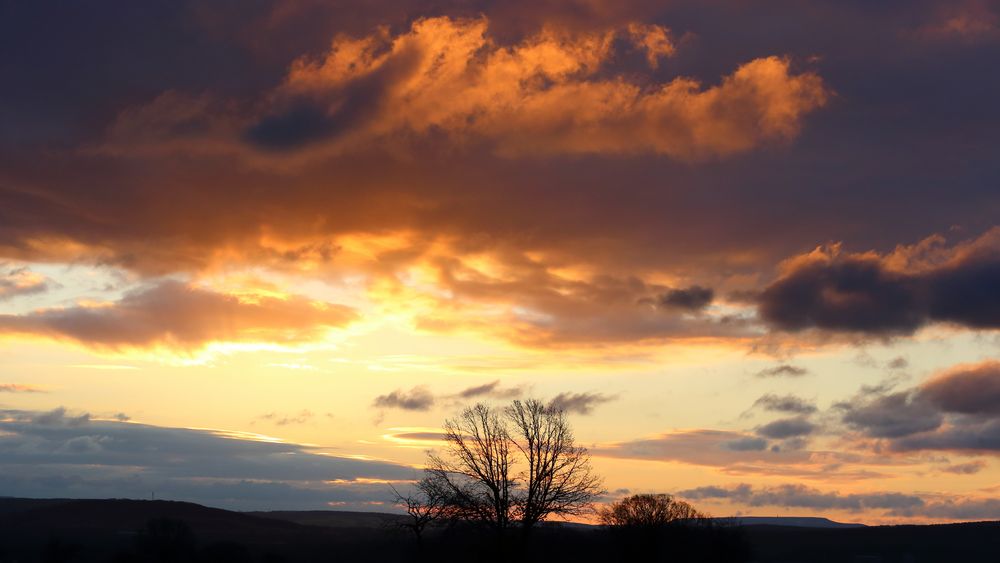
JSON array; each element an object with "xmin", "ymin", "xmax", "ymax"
[
  {"xmin": 0, "ymin": 497, "xmax": 997, "ymax": 562},
  {"xmin": 728, "ymin": 516, "xmax": 866, "ymax": 529}
]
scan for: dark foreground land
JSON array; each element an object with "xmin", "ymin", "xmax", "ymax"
[{"xmin": 0, "ymin": 498, "xmax": 997, "ymax": 563}]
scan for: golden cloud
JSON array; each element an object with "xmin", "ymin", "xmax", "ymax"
[
  {"xmin": 250, "ymin": 16, "xmax": 828, "ymax": 158},
  {"xmin": 0, "ymin": 280, "xmax": 357, "ymax": 352}
]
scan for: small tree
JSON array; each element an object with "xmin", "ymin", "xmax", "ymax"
[
  {"xmin": 598, "ymin": 494, "xmax": 706, "ymax": 528},
  {"xmin": 391, "ymin": 478, "xmax": 452, "ymax": 549}
]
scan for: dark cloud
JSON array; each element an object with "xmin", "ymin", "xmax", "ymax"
[
  {"xmin": 887, "ymin": 356, "xmax": 909, "ymax": 370},
  {"xmin": 919, "ymin": 498, "xmax": 1000, "ymax": 521},
  {"xmin": 0, "ymin": 407, "xmax": 415, "ymax": 511},
  {"xmin": 677, "ymin": 483, "xmax": 924, "ymax": 512},
  {"xmin": 891, "ymin": 419, "xmax": 1000, "ymax": 453},
  {"xmin": 455, "ymin": 380, "xmax": 526, "ymax": 400},
  {"xmin": 547, "ymin": 392, "xmax": 616, "ymax": 415},
  {"xmin": 752, "ymin": 393, "xmax": 817, "ymax": 414},
  {"xmin": 722, "ymin": 437, "xmax": 769, "ymax": 451},
  {"xmin": 0, "ymin": 409, "xmax": 416, "ymax": 483},
  {"xmin": 940, "ymin": 460, "xmax": 987, "ymax": 475},
  {"xmin": 919, "ymin": 361, "xmax": 1000, "ymax": 416},
  {"xmin": 754, "ymin": 364, "xmax": 809, "ymax": 378},
  {"xmin": 373, "ymin": 386, "xmax": 435, "ymax": 411},
  {"xmin": 830, "ymin": 360, "xmax": 1000, "ymax": 453},
  {"xmin": 759, "ymin": 253, "xmax": 923, "ymax": 334},
  {"xmin": 656, "ymin": 286, "xmax": 714, "ymax": 311},
  {"xmin": 838, "ymin": 391, "xmax": 944, "ymax": 439},
  {"xmin": 759, "ymin": 230, "xmax": 1000, "ymax": 336},
  {"xmin": 0, "ymin": 280, "xmax": 357, "ymax": 350},
  {"xmin": 27, "ymin": 407, "xmax": 92, "ymax": 427},
  {"xmin": 679, "ymin": 482, "xmax": 1000, "ymax": 520},
  {"xmin": 756, "ymin": 417, "xmax": 816, "ymax": 439}
]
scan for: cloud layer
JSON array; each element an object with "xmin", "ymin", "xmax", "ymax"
[
  {"xmin": 0, "ymin": 407, "xmax": 415, "ymax": 510},
  {"xmin": 0, "ymin": 280, "xmax": 356, "ymax": 351}
]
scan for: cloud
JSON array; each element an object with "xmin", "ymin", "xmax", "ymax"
[
  {"xmin": 722, "ymin": 437, "xmax": 769, "ymax": 452},
  {"xmin": 0, "ymin": 407, "xmax": 415, "ymax": 510},
  {"xmin": 415, "ymin": 261, "xmax": 753, "ymax": 347},
  {"xmin": 373, "ymin": 386, "xmax": 436, "ymax": 411},
  {"xmin": 916, "ymin": 0, "xmax": 999, "ymax": 42},
  {"xmin": 891, "ymin": 419, "xmax": 1000, "ymax": 453},
  {"xmin": 0, "ymin": 280, "xmax": 357, "ymax": 351},
  {"xmin": 919, "ymin": 497, "xmax": 1000, "ymax": 520},
  {"xmin": 919, "ymin": 360, "xmax": 1000, "ymax": 416},
  {"xmin": 28, "ymin": 407, "xmax": 92, "ymax": 426},
  {"xmin": 255, "ymin": 410, "xmax": 315, "ymax": 426},
  {"xmin": 759, "ymin": 229, "xmax": 1000, "ymax": 336},
  {"xmin": 0, "ymin": 384, "xmax": 44, "ymax": 393},
  {"xmin": 677, "ymin": 483, "xmax": 924, "ymax": 512},
  {"xmin": 838, "ymin": 391, "xmax": 944, "ymax": 439},
  {"xmin": 455, "ymin": 380, "xmax": 526, "ymax": 400},
  {"xmin": 752, "ymin": 393, "xmax": 817, "ymax": 414},
  {"xmin": 655, "ymin": 285, "xmax": 715, "ymax": 311},
  {"xmin": 887, "ymin": 356, "xmax": 909, "ymax": 370},
  {"xmin": 383, "ymin": 429, "xmax": 449, "ymax": 446},
  {"xmin": 241, "ymin": 17, "xmax": 826, "ymax": 159},
  {"xmin": 0, "ymin": 264, "xmax": 50, "ymax": 301},
  {"xmin": 940, "ymin": 460, "xmax": 987, "ymax": 475},
  {"xmin": 754, "ymin": 364, "xmax": 810, "ymax": 378},
  {"xmin": 755, "ymin": 417, "xmax": 816, "ymax": 440},
  {"xmin": 593, "ymin": 429, "xmax": 809, "ymax": 467},
  {"xmin": 831, "ymin": 360, "xmax": 1000, "ymax": 453},
  {"xmin": 0, "ymin": 2, "xmax": 997, "ymax": 354},
  {"xmin": 547, "ymin": 391, "xmax": 616, "ymax": 415},
  {"xmin": 679, "ymin": 482, "xmax": 1000, "ymax": 520}
]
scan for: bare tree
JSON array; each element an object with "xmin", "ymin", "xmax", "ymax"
[
  {"xmin": 390, "ymin": 478, "xmax": 452, "ymax": 549},
  {"xmin": 506, "ymin": 399, "xmax": 604, "ymax": 529},
  {"xmin": 424, "ymin": 403, "xmax": 516, "ymax": 530},
  {"xmin": 423, "ymin": 399, "xmax": 603, "ymax": 533},
  {"xmin": 598, "ymin": 494, "xmax": 706, "ymax": 528}
]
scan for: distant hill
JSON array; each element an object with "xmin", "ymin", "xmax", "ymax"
[
  {"xmin": 0, "ymin": 497, "xmax": 308, "ymax": 537},
  {"xmin": 725, "ymin": 516, "xmax": 866, "ymax": 528},
  {"xmin": 247, "ymin": 509, "xmax": 407, "ymax": 529}
]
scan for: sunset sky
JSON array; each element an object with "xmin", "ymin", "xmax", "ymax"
[{"xmin": 1, "ymin": 0, "xmax": 999, "ymax": 525}]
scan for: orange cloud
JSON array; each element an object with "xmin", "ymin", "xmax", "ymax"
[
  {"xmin": 0, "ymin": 280, "xmax": 357, "ymax": 352},
  {"xmin": 0, "ymin": 264, "xmax": 51, "ymax": 301},
  {"xmin": 248, "ymin": 16, "xmax": 827, "ymax": 159}
]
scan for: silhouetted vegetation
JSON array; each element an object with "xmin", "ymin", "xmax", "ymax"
[
  {"xmin": 595, "ymin": 494, "xmax": 747, "ymax": 562},
  {"xmin": 0, "ymin": 498, "xmax": 998, "ymax": 562},
  {"xmin": 598, "ymin": 493, "xmax": 706, "ymax": 527},
  {"xmin": 418, "ymin": 399, "xmax": 603, "ymax": 536}
]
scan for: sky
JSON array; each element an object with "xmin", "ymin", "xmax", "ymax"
[{"xmin": 1, "ymin": 0, "xmax": 999, "ymax": 525}]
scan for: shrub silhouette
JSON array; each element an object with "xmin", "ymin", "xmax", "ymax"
[
  {"xmin": 598, "ymin": 494, "xmax": 705, "ymax": 528},
  {"xmin": 597, "ymin": 494, "xmax": 750, "ymax": 563}
]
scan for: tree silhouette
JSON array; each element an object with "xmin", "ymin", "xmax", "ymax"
[
  {"xmin": 507, "ymin": 399, "xmax": 603, "ymax": 529},
  {"xmin": 425, "ymin": 403, "xmax": 516, "ymax": 530},
  {"xmin": 597, "ymin": 494, "xmax": 706, "ymax": 528},
  {"xmin": 422, "ymin": 399, "xmax": 603, "ymax": 534},
  {"xmin": 391, "ymin": 478, "xmax": 454, "ymax": 549}
]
